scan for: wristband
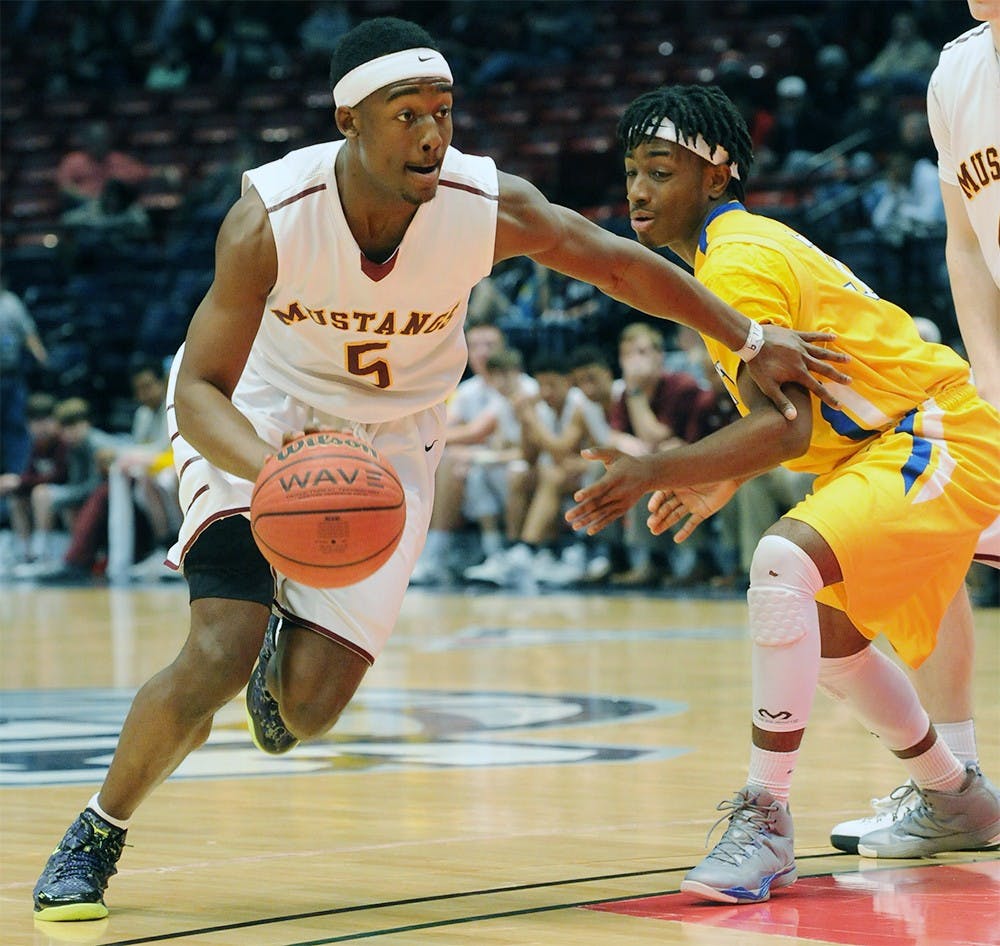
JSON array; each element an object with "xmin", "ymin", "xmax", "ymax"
[{"xmin": 735, "ymin": 320, "xmax": 764, "ymax": 362}]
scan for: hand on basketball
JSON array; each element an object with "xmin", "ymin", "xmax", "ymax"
[
  {"xmin": 565, "ymin": 448, "xmax": 657, "ymax": 535},
  {"xmin": 751, "ymin": 325, "xmax": 851, "ymax": 420},
  {"xmin": 647, "ymin": 480, "xmax": 740, "ymax": 540},
  {"xmin": 251, "ymin": 430, "xmax": 406, "ymax": 588},
  {"xmin": 281, "ymin": 425, "xmax": 322, "ymax": 447}
]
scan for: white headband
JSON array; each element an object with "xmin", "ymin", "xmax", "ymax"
[
  {"xmin": 333, "ymin": 47, "xmax": 453, "ymax": 108},
  {"xmin": 646, "ymin": 118, "xmax": 741, "ymax": 180}
]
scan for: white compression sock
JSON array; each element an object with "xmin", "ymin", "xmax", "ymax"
[
  {"xmin": 818, "ymin": 647, "xmax": 930, "ymax": 750},
  {"xmin": 818, "ymin": 647, "xmax": 966, "ymax": 792},
  {"xmin": 746, "ymin": 535, "xmax": 824, "ymax": 803},
  {"xmin": 935, "ymin": 720, "xmax": 978, "ymax": 765},
  {"xmin": 87, "ymin": 792, "xmax": 130, "ymax": 830}
]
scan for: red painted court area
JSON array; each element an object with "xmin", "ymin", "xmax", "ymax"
[{"xmin": 586, "ymin": 861, "xmax": 1000, "ymax": 946}]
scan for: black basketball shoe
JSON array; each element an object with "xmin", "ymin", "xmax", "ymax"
[
  {"xmin": 245, "ymin": 614, "xmax": 298, "ymax": 754},
  {"xmin": 33, "ymin": 808, "xmax": 127, "ymax": 920}
]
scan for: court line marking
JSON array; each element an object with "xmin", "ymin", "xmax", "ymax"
[{"xmin": 81, "ymin": 853, "xmax": 858, "ymax": 946}]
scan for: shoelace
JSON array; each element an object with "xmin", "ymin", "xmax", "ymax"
[
  {"xmin": 49, "ymin": 823, "xmax": 124, "ymax": 882},
  {"xmin": 870, "ymin": 782, "xmax": 916, "ymax": 818},
  {"xmin": 702, "ymin": 794, "xmax": 776, "ymax": 866}
]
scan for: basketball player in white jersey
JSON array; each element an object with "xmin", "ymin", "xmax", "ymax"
[
  {"xmin": 829, "ymin": 0, "xmax": 1000, "ymax": 852},
  {"xmin": 32, "ymin": 17, "xmax": 851, "ymax": 921}
]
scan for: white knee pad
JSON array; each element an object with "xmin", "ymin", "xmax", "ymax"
[{"xmin": 747, "ymin": 534, "xmax": 824, "ymax": 646}]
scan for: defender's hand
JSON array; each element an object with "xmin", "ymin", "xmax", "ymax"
[
  {"xmin": 750, "ymin": 326, "xmax": 851, "ymax": 420},
  {"xmin": 647, "ymin": 480, "xmax": 740, "ymax": 540},
  {"xmin": 565, "ymin": 448, "xmax": 656, "ymax": 535}
]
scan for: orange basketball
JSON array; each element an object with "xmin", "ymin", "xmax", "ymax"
[{"xmin": 250, "ymin": 431, "xmax": 406, "ymax": 588}]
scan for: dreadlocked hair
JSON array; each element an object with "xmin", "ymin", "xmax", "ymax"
[
  {"xmin": 618, "ymin": 85, "xmax": 754, "ymax": 201},
  {"xmin": 330, "ymin": 17, "xmax": 439, "ymax": 91}
]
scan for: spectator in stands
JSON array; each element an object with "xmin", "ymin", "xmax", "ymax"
[
  {"xmin": 180, "ymin": 136, "xmax": 265, "ymax": 230},
  {"xmin": 566, "ymin": 345, "xmax": 640, "ymax": 581},
  {"xmin": 606, "ymin": 322, "xmax": 708, "ymax": 587},
  {"xmin": 857, "ymin": 11, "xmax": 939, "ymax": 95},
  {"xmin": 55, "ymin": 120, "xmax": 150, "ymax": 210},
  {"xmin": 144, "ymin": 44, "xmax": 190, "ymax": 91},
  {"xmin": 716, "ymin": 55, "xmax": 775, "ymax": 156},
  {"xmin": 761, "ymin": 75, "xmax": 831, "ymax": 175},
  {"xmin": 464, "ymin": 349, "xmax": 609, "ymax": 588},
  {"xmin": 453, "ymin": 347, "xmax": 534, "ymax": 574},
  {"xmin": 811, "ymin": 44, "xmax": 855, "ymax": 121},
  {"xmin": 116, "ymin": 359, "xmax": 180, "ymax": 580},
  {"xmin": 61, "ymin": 179, "xmax": 153, "ymax": 259},
  {"xmin": 219, "ymin": 10, "xmax": 292, "ymax": 81},
  {"xmin": 410, "ymin": 322, "xmax": 537, "ymax": 585},
  {"xmin": 12, "ymin": 397, "xmax": 118, "ymax": 576},
  {"xmin": 0, "ymin": 280, "xmax": 48, "ymax": 476},
  {"xmin": 838, "ymin": 86, "xmax": 895, "ymax": 159},
  {"xmin": 16, "ymin": 362, "xmax": 178, "ymax": 584},
  {"xmin": 0, "ymin": 393, "xmax": 67, "ymax": 568},
  {"xmin": 298, "ymin": 2, "xmax": 352, "ymax": 66},
  {"xmin": 865, "ymin": 110, "xmax": 945, "ymax": 246}
]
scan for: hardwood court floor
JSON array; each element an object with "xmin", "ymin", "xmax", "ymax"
[{"xmin": 1, "ymin": 582, "xmax": 998, "ymax": 946}]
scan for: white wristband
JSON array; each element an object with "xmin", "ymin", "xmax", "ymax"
[{"xmin": 735, "ymin": 320, "xmax": 764, "ymax": 362}]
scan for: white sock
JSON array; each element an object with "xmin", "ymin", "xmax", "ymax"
[
  {"xmin": 481, "ymin": 529, "xmax": 503, "ymax": 557},
  {"xmin": 748, "ymin": 746, "xmax": 797, "ymax": 805},
  {"xmin": 935, "ymin": 720, "xmax": 978, "ymax": 765},
  {"xmin": 902, "ymin": 740, "xmax": 967, "ymax": 793},
  {"xmin": 87, "ymin": 792, "xmax": 130, "ymax": 830}
]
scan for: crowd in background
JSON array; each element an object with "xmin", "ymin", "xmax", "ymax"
[{"xmin": 0, "ymin": 0, "xmax": 992, "ymax": 600}]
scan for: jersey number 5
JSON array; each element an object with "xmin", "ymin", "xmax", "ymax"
[{"xmin": 346, "ymin": 341, "xmax": 392, "ymax": 389}]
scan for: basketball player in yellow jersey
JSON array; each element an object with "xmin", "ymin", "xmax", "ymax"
[{"xmin": 567, "ymin": 84, "xmax": 1000, "ymax": 905}]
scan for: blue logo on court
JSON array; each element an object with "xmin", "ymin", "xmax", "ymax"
[{"xmin": 0, "ymin": 688, "xmax": 688, "ymax": 786}]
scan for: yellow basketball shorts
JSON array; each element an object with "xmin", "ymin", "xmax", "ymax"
[{"xmin": 785, "ymin": 385, "xmax": 999, "ymax": 668}]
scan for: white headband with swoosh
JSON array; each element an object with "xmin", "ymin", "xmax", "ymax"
[
  {"xmin": 334, "ymin": 48, "xmax": 453, "ymax": 108},
  {"xmin": 646, "ymin": 117, "xmax": 741, "ymax": 180}
]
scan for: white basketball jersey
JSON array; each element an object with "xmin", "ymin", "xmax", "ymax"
[
  {"xmin": 927, "ymin": 23, "xmax": 1000, "ymax": 288},
  {"xmin": 240, "ymin": 141, "xmax": 499, "ymax": 423}
]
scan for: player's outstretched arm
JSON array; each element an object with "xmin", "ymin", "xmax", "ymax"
[
  {"xmin": 566, "ymin": 375, "xmax": 811, "ymax": 535},
  {"xmin": 174, "ymin": 188, "xmax": 278, "ymax": 482},
  {"xmin": 493, "ymin": 171, "xmax": 849, "ymax": 420}
]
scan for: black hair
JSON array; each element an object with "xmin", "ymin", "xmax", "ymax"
[
  {"xmin": 618, "ymin": 84, "xmax": 753, "ymax": 201},
  {"xmin": 567, "ymin": 345, "xmax": 612, "ymax": 373},
  {"xmin": 529, "ymin": 350, "xmax": 572, "ymax": 377},
  {"xmin": 329, "ymin": 17, "xmax": 439, "ymax": 91}
]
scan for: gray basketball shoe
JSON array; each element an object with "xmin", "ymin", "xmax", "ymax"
[
  {"xmin": 681, "ymin": 787, "xmax": 797, "ymax": 904},
  {"xmin": 857, "ymin": 764, "xmax": 1000, "ymax": 858}
]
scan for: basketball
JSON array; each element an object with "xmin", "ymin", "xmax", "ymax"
[{"xmin": 250, "ymin": 431, "xmax": 406, "ymax": 588}]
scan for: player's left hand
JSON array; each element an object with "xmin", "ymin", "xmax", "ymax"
[
  {"xmin": 751, "ymin": 325, "xmax": 851, "ymax": 420},
  {"xmin": 565, "ymin": 448, "xmax": 657, "ymax": 535},
  {"xmin": 647, "ymin": 479, "xmax": 740, "ymax": 540}
]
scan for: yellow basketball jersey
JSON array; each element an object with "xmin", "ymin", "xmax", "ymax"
[
  {"xmin": 694, "ymin": 202, "xmax": 973, "ymax": 475},
  {"xmin": 692, "ymin": 202, "xmax": 998, "ymax": 665}
]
